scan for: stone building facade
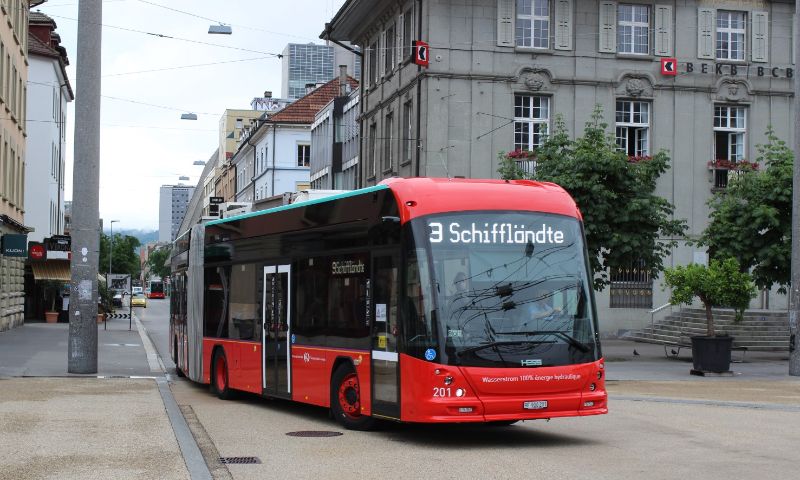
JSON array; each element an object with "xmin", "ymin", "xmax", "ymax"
[{"xmin": 324, "ymin": 0, "xmax": 795, "ymax": 335}]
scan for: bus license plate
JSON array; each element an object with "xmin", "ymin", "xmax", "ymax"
[{"xmin": 523, "ymin": 400, "xmax": 548, "ymax": 410}]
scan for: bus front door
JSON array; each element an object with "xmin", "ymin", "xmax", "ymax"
[
  {"xmin": 262, "ymin": 264, "xmax": 291, "ymax": 398},
  {"xmin": 371, "ymin": 253, "xmax": 400, "ymax": 420}
]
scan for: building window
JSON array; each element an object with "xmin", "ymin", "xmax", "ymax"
[
  {"xmin": 713, "ymin": 106, "xmax": 746, "ymax": 188},
  {"xmin": 513, "ymin": 94, "xmax": 549, "ymax": 151},
  {"xmin": 297, "ymin": 144, "xmax": 310, "ymax": 167},
  {"xmin": 402, "ymin": 101, "xmax": 413, "ymax": 164},
  {"xmin": 716, "ymin": 11, "xmax": 746, "ymax": 61},
  {"xmin": 617, "ymin": 4, "xmax": 649, "ymax": 55},
  {"xmin": 368, "ymin": 123, "xmax": 377, "ymax": 177},
  {"xmin": 403, "ymin": 7, "xmax": 414, "ymax": 58},
  {"xmin": 384, "ymin": 24, "xmax": 395, "ymax": 73},
  {"xmin": 368, "ymin": 40, "xmax": 378, "ymax": 86},
  {"xmin": 610, "ymin": 259, "xmax": 653, "ymax": 309},
  {"xmin": 615, "ymin": 100, "xmax": 650, "ymax": 157},
  {"xmin": 383, "ymin": 113, "xmax": 393, "ymax": 172},
  {"xmin": 516, "ymin": 0, "xmax": 550, "ymax": 49},
  {"xmin": 235, "ymin": 118, "xmax": 243, "ymax": 129}
]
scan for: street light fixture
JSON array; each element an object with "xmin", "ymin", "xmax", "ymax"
[
  {"xmin": 193, "ymin": 160, "xmax": 206, "ymax": 166},
  {"xmin": 180, "ymin": 113, "xmax": 198, "ymax": 120},
  {"xmin": 208, "ymin": 24, "xmax": 232, "ymax": 35},
  {"xmin": 178, "ymin": 175, "xmax": 190, "ymax": 181}
]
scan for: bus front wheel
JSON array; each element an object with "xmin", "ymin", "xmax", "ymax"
[
  {"xmin": 330, "ymin": 364, "xmax": 375, "ymax": 431},
  {"xmin": 212, "ymin": 350, "xmax": 232, "ymax": 400},
  {"xmin": 173, "ymin": 339, "xmax": 185, "ymax": 378}
]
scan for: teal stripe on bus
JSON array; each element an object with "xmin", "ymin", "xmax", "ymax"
[{"xmin": 206, "ymin": 184, "xmax": 390, "ymax": 226}]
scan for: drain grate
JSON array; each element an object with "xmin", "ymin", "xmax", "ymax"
[
  {"xmin": 219, "ymin": 456, "xmax": 261, "ymax": 465},
  {"xmin": 285, "ymin": 430, "xmax": 343, "ymax": 438}
]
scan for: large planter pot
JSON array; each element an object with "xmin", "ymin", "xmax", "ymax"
[
  {"xmin": 45, "ymin": 311, "xmax": 59, "ymax": 323},
  {"xmin": 691, "ymin": 335, "xmax": 733, "ymax": 373},
  {"xmin": 97, "ymin": 314, "xmax": 105, "ymax": 324}
]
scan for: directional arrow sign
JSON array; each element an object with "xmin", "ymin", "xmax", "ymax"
[{"xmin": 661, "ymin": 57, "xmax": 678, "ymax": 76}]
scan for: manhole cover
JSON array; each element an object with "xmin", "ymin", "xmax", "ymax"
[
  {"xmin": 219, "ymin": 457, "xmax": 261, "ymax": 465},
  {"xmin": 285, "ymin": 430, "xmax": 343, "ymax": 437}
]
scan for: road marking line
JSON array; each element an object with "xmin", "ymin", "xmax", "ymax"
[{"xmin": 134, "ymin": 315, "xmax": 164, "ymax": 373}]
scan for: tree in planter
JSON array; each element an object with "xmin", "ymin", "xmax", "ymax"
[
  {"xmin": 498, "ymin": 107, "xmax": 687, "ymax": 290},
  {"xmin": 663, "ymin": 258, "xmax": 757, "ymax": 337}
]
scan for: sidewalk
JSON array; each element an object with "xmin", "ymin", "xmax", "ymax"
[
  {"xmin": 0, "ymin": 319, "xmax": 153, "ymax": 377},
  {"xmin": 602, "ymin": 339, "xmax": 795, "ymax": 381},
  {"xmin": 0, "ymin": 317, "xmax": 192, "ymax": 480}
]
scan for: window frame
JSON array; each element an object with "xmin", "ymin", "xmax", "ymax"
[
  {"xmin": 297, "ymin": 144, "xmax": 311, "ymax": 167},
  {"xmin": 716, "ymin": 10, "xmax": 746, "ymax": 61},
  {"xmin": 513, "ymin": 94, "xmax": 550, "ymax": 152},
  {"xmin": 515, "ymin": 0, "xmax": 550, "ymax": 49},
  {"xmin": 713, "ymin": 105, "xmax": 747, "ymax": 162},
  {"xmin": 615, "ymin": 100, "xmax": 650, "ymax": 157},
  {"xmin": 617, "ymin": 4, "xmax": 650, "ymax": 55}
]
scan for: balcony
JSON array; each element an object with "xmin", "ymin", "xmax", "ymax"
[{"xmin": 708, "ymin": 159, "xmax": 758, "ymax": 190}]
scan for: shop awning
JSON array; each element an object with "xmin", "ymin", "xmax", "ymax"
[{"xmin": 30, "ymin": 261, "xmax": 71, "ymax": 282}]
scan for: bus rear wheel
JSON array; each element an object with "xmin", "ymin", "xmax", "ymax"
[
  {"xmin": 330, "ymin": 364, "xmax": 375, "ymax": 431},
  {"xmin": 212, "ymin": 350, "xmax": 232, "ymax": 400}
]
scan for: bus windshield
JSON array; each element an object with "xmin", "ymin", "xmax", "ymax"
[{"xmin": 410, "ymin": 211, "xmax": 599, "ymax": 368}]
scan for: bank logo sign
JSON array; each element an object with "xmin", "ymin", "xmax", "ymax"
[{"xmin": 661, "ymin": 57, "xmax": 677, "ymax": 76}]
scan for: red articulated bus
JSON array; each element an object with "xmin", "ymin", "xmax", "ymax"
[
  {"xmin": 169, "ymin": 178, "xmax": 606, "ymax": 430},
  {"xmin": 148, "ymin": 279, "xmax": 165, "ymax": 299}
]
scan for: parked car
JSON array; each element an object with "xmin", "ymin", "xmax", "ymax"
[
  {"xmin": 130, "ymin": 293, "xmax": 147, "ymax": 308},
  {"xmin": 112, "ymin": 293, "xmax": 123, "ymax": 307}
]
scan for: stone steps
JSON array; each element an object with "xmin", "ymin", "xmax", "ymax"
[{"xmin": 625, "ymin": 307, "xmax": 790, "ymax": 351}]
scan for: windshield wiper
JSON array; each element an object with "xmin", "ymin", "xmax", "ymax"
[
  {"xmin": 458, "ymin": 340, "xmax": 555, "ymax": 356},
  {"xmin": 496, "ymin": 330, "xmax": 590, "ymax": 353}
]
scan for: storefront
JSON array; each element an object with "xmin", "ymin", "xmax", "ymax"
[{"xmin": 24, "ymin": 236, "xmax": 72, "ymax": 322}]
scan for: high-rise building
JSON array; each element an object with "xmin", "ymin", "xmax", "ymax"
[
  {"xmin": 159, "ymin": 185, "xmax": 195, "ymax": 243},
  {"xmin": 281, "ymin": 41, "xmax": 360, "ymax": 100}
]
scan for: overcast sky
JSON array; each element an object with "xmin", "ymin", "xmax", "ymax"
[{"xmin": 35, "ymin": 0, "xmax": 347, "ymax": 230}]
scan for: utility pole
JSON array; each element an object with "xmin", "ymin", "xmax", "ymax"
[
  {"xmin": 68, "ymin": 0, "xmax": 102, "ymax": 374},
  {"xmin": 791, "ymin": 0, "xmax": 800, "ymax": 376}
]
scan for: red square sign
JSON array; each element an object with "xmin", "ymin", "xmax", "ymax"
[
  {"xmin": 412, "ymin": 41, "xmax": 429, "ymax": 68},
  {"xmin": 661, "ymin": 58, "xmax": 678, "ymax": 76}
]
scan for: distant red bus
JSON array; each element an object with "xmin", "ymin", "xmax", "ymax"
[
  {"xmin": 148, "ymin": 280, "xmax": 165, "ymax": 299},
  {"xmin": 170, "ymin": 178, "xmax": 606, "ymax": 430}
]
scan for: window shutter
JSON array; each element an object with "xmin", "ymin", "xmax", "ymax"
[
  {"xmin": 554, "ymin": 0, "xmax": 573, "ymax": 50},
  {"xmin": 751, "ymin": 11, "xmax": 768, "ymax": 63},
  {"xmin": 497, "ymin": 0, "xmax": 514, "ymax": 47},
  {"xmin": 598, "ymin": 2, "xmax": 617, "ymax": 53},
  {"xmin": 654, "ymin": 5, "xmax": 673, "ymax": 56},
  {"xmin": 697, "ymin": 8, "xmax": 715, "ymax": 59}
]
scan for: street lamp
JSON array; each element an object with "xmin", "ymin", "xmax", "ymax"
[
  {"xmin": 193, "ymin": 160, "xmax": 206, "ymax": 166},
  {"xmin": 180, "ymin": 113, "xmax": 198, "ymax": 120},
  {"xmin": 208, "ymin": 24, "xmax": 232, "ymax": 35},
  {"xmin": 107, "ymin": 220, "xmax": 119, "ymax": 298}
]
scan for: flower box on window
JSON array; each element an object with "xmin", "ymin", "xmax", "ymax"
[{"xmin": 707, "ymin": 159, "xmax": 759, "ymax": 171}]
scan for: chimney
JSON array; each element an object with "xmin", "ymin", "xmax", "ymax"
[
  {"xmin": 264, "ymin": 91, "xmax": 272, "ymax": 98},
  {"xmin": 305, "ymin": 83, "xmax": 316, "ymax": 94},
  {"xmin": 339, "ymin": 65, "xmax": 348, "ymax": 97}
]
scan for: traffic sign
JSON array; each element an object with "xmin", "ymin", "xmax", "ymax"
[{"xmin": 210, "ymin": 196, "xmax": 224, "ymax": 204}]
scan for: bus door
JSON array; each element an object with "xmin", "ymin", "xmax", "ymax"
[
  {"xmin": 371, "ymin": 252, "xmax": 400, "ymax": 419},
  {"xmin": 262, "ymin": 264, "xmax": 291, "ymax": 398}
]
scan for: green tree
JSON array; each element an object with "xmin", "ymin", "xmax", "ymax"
[
  {"xmin": 663, "ymin": 258, "xmax": 757, "ymax": 336},
  {"xmin": 701, "ymin": 127, "xmax": 792, "ymax": 292},
  {"xmin": 499, "ymin": 106, "xmax": 687, "ymax": 290},
  {"xmin": 147, "ymin": 246, "xmax": 171, "ymax": 280},
  {"xmin": 99, "ymin": 233, "xmax": 142, "ymax": 278}
]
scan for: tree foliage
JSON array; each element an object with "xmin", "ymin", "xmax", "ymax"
[
  {"xmin": 663, "ymin": 258, "xmax": 757, "ymax": 336},
  {"xmin": 701, "ymin": 127, "xmax": 793, "ymax": 292},
  {"xmin": 147, "ymin": 246, "xmax": 172, "ymax": 280},
  {"xmin": 99, "ymin": 233, "xmax": 142, "ymax": 278},
  {"xmin": 499, "ymin": 106, "xmax": 687, "ymax": 290}
]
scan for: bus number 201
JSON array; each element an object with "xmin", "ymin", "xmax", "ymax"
[{"xmin": 433, "ymin": 387, "xmax": 452, "ymax": 397}]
